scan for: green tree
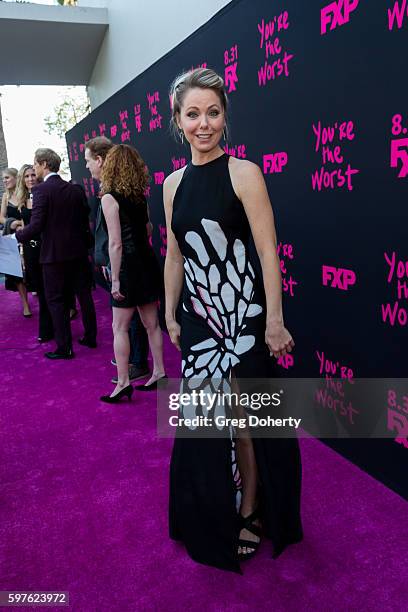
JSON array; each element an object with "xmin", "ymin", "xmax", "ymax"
[{"xmin": 44, "ymin": 87, "xmax": 90, "ymax": 174}]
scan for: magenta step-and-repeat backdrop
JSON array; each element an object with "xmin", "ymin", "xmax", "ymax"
[{"xmin": 66, "ymin": 0, "xmax": 408, "ymax": 498}]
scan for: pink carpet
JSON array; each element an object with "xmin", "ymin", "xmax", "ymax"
[{"xmin": 1, "ymin": 285, "xmax": 407, "ymax": 611}]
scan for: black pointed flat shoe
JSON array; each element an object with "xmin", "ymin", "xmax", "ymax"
[
  {"xmin": 134, "ymin": 375, "xmax": 168, "ymax": 391},
  {"xmin": 100, "ymin": 385, "xmax": 133, "ymax": 403}
]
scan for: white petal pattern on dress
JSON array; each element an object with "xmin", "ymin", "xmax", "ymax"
[
  {"xmin": 209, "ymin": 264, "xmax": 221, "ymax": 293},
  {"xmin": 233, "ymin": 239, "xmax": 246, "ymax": 273},
  {"xmin": 181, "ymin": 218, "xmax": 263, "ymax": 385},
  {"xmin": 191, "ymin": 338, "xmax": 217, "ymax": 351},
  {"xmin": 202, "ymin": 219, "xmax": 228, "ymax": 261},
  {"xmin": 185, "ymin": 232, "xmax": 209, "ymax": 266},
  {"xmin": 221, "ymin": 282, "xmax": 235, "ymax": 313},
  {"xmin": 247, "ymin": 304, "xmax": 263, "ymax": 317}
]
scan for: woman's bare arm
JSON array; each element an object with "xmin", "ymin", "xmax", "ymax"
[
  {"xmin": 163, "ymin": 168, "xmax": 186, "ymax": 350},
  {"xmin": 101, "ymin": 193, "xmax": 122, "ymax": 296},
  {"xmin": 229, "ymin": 158, "xmax": 294, "ymax": 357}
]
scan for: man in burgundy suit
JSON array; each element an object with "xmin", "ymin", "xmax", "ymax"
[{"xmin": 16, "ymin": 148, "xmax": 97, "ymax": 359}]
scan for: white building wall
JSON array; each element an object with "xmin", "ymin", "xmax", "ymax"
[{"xmin": 87, "ymin": 0, "xmax": 231, "ymax": 109}]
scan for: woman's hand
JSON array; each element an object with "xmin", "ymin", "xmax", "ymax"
[
  {"xmin": 10, "ymin": 219, "xmax": 23, "ymax": 230},
  {"xmin": 111, "ymin": 279, "xmax": 125, "ymax": 301},
  {"xmin": 166, "ymin": 318, "xmax": 181, "ymax": 351},
  {"xmin": 265, "ymin": 320, "xmax": 294, "ymax": 359}
]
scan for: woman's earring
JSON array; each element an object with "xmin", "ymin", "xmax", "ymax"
[
  {"xmin": 179, "ymin": 129, "xmax": 184, "ymax": 145},
  {"xmin": 223, "ymin": 128, "xmax": 227, "ymax": 142}
]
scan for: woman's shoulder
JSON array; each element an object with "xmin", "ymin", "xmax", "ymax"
[
  {"xmin": 163, "ymin": 167, "xmax": 188, "ymax": 210},
  {"xmin": 163, "ymin": 166, "xmax": 188, "ymax": 192},
  {"xmin": 228, "ymin": 156, "xmax": 262, "ymax": 179},
  {"xmin": 102, "ymin": 190, "xmax": 123, "ymax": 202},
  {"xmin": 228, "ymin": 157, "xmax": 265, "ymax": 201}
]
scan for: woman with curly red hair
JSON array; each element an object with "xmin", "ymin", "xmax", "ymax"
[{"xmin": 99, "ymin": 144, "xmax": 165, "ymax": 402}]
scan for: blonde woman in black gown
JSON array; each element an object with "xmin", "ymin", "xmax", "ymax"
[{"xmin": 164, "ymin": 68, "xmax": 303, "ymax": 572}]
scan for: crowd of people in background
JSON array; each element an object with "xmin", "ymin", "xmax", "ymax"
[{"xmin": 1, "ymin": 142, "xmax": 165, "ymax": 398}]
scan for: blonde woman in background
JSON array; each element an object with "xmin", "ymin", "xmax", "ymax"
[
  {"xmin": 0, "ymin": 167, "xmax": 31, "ymax": 316},
  {"xmin": 14, "ymin": 165, "xmax": 54, "ymax": 341}
]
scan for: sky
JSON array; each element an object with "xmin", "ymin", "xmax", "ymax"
[{"xmin": 1, "ymin": 85, "xmax": 87, "ymax": 177}]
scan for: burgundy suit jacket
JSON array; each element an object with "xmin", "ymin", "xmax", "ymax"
[{"xmin": 16, "ymin": 175, "xmax": 91, "ymax": 264}]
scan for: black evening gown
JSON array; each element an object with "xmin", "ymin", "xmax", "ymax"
[
  {"xmin": 169, "ymin": 153, "xmax": 303, "ymax": 572},
  {"xmin": 104, "ymin": 191, "xmax": 161, "ymax": 308}
]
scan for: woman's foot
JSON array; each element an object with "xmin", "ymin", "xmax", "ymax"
[
  {"xmin": 237, "ymin": 508, "xmax": 262, "ymax": 560},
  {"xmin": 143, "ymin": 371, "xmax": 166, "ymax": 387},
  {"xmin": 111, "ymin": 382, "xmax": 131, "ymax": 398},
  {"xmin": 100, "ymin": 383, "xmax": 133, "ymax": 403},
  {"xmin": 134, "ymin": 372, "xmax": 167, "ymax": 391}
]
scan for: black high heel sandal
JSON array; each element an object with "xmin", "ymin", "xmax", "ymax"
[
  {"xmin": 237, "ymin": 508, "xmax": 262, "ymax": 561},
  {"xmin": 100, "ymin": 385, "xmax": 133, "ymax": 403}
]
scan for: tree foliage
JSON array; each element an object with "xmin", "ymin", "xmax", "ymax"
[
  {"xmin": 44, "ymin": 88, "xmax": 90, "ymax": 141},
  {"xmin": 44, "ymin": 87, "xmax": 90, "ymax": 173}
]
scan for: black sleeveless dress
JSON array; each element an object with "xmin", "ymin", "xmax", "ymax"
[
  {"xmin": 169, "ymin": 153, "xmax": 303, "ymax": 572},
  {"xmin": 4, "ymin": 203, "xmax": 23, "ymax": 291},
  {"xmin": 104, "ymin": 191, "xmax": 161, "ymax": 308}
]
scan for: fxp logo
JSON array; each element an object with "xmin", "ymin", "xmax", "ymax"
[
  {"xmin": 322, "ymin": 265, "xmax": 356, "ymax": 291},
  {"xmin": 321, "ymin": 0, "xmax": 359, "ymax": 35}
]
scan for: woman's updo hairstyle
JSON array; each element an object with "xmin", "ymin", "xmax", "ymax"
[{"xmin": 169, "ymin": 67, "xmax": 229, "ymax": 141}]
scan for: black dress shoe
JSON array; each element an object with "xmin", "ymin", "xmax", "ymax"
[
  {"xmin": 45, "ymin": 350, "xmax": 74, "ymax": 360},
  {"xmin": 100, "ymin": 385, "xmax": 133, "ymax": 403},
  {"xmin": 78, "ymin": 337, "xmax": 97, "ymax": 349},
  {"xmin": 135, "ymin": 375, "xmax": 167, "ymax": 391}
]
